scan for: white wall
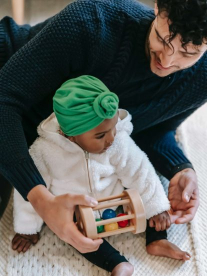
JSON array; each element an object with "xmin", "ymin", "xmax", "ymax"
[{"xmin": 0, "ymin": 0, "xmax": 153, "ymax": 25}]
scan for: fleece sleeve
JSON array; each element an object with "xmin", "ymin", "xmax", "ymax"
[
  {"xmin": 111, "ymin": 132, "xmax": 170, "ymax": 219},
  {"xmin": 13, "ymin": 139, "xmax": 52, "ymax": 234}
]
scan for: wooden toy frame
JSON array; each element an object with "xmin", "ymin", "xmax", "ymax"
[{"xmin": 75, "ymin": 189, "xmax": 146, "ymax": 239}]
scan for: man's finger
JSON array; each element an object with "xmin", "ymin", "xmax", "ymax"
[
  {"xmin": 72, "ymin": 239, "xmax": 102, "ymax": 253},
  {"xmin": 182, "ymin": 178, "xmax": 198, "ymax": 202},
  {"xmin": 182, "ymin": 181, "xmax": 196, "ymax": 203},
  {"xmin": 71, "ymin": 237, "xmax": 103, "ymax": 253},
  {"xmin": 175, "ymin": 213, "xmax": 194, "ymax": 224},
  {"xmin": 169, "ymin": 210, "xmax": 183, "ymax": 224},
  {"xmin": 174, "ymin": 207, "xmax": 196, "ymax": 224},
  {"xmin": 69, "ymin": 223, "xmax": 103, "ymax": 253},
  {"xmin": 68, "ymin": 194, "xmax": 98, "ymax": 207}
]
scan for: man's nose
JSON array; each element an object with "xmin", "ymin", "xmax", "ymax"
[{"xmin": 159, "ymin": 50, "xmax": 175, "ymax": 68}]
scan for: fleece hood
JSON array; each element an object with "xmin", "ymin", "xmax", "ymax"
[{"xmin": 37, "ymin": 109, "xmax": 133, "ymax": 151}]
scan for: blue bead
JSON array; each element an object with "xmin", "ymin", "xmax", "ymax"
[{"xmin": 102, "ymin": 209, "xmax": 116, "ymax": 220}]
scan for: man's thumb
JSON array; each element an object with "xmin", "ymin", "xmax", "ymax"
[
  {"xmin": 73, "ymin": 194, "xmax": 98, "ymax": 207},
  {"xmin": 182, "ymin": 185, "xmax": 193, "ymax": 202}
]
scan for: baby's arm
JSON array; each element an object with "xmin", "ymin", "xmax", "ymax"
[
  {"xmin": 13, "ymin": 139, "xmax": 52, "ymax": 252},
  {"xmin": 112, "ymin": 132, "xmax": 170, "ymax": 219}
]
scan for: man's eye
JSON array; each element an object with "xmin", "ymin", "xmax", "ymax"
[
  {"xmin": 182, "ymin": 53, "xmax": 195, "ymax": 58},
  {"xmin": 96, "ymin": 134, "xmax": 105, "ymax": 139},
  {"xmin": 157, "ymin": 35, "xmax": 164, "ymax": 43},
  {"xmin": 157, "ymin": 36, "xmax": 169, "ymax": 47}
]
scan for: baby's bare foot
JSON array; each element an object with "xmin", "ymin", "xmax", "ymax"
[
  {"xmin": 146, "ymin": 239, "xmax": 191, "ymax": 261},
  {"xmin": 12, "ymin": 233, "xmax": 39, "ymax": 253},
  {"xmin": 111, "ymin": 262, "xmax": 134, "ymax": 276}
]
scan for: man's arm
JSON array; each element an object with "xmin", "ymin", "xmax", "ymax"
[
  {"xmin": 0, "ymin": 1, "xmax": 104, "ymax": 252},
  {"xmin": 133, "ymin": 108, "xmax": 199, "ymax": 223},
  {"xmin": 0, "ymin": 16, "xmax": 53, "ymax": 70},
  {"xmin": 132, "ymin": 108, "xmax": 197, "ymax": 179},
  {"xmin": 0, "ymin": 0, "xmax": 100, "ymax": 199}
]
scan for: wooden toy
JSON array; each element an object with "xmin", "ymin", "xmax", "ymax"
[{"xmin": 75, "ymin": 189, "xmax": 146, "ymax": 239}]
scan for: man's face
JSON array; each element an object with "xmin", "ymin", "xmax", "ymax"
[{"xmin": 147, "ymin": 11, "xmax": 207, "ymax": 77}]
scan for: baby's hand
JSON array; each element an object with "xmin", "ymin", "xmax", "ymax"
[{"xmin": 149, "ymin": 211, "xmax": 171, "ymax": 231}]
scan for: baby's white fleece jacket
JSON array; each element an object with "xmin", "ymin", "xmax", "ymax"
[{"xmin": 13, "ymin": 109, "xmax": 170, "ymax": 234}]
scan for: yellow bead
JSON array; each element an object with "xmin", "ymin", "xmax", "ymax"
[{"xmin": 104, "ymin": 222, "xmax": 119, "ymax": 232}]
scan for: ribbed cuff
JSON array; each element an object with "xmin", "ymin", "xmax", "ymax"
[
  {"xmin": 4, "ymin": 158, "xmax": 46, "ymax": 201},
  {"xmin": 168, "ymin": 162, "xmax": 194, "ymax": 179},
  {"xmin": 152, "ymin": 145, "xmax": 193, "ymax": 180}
]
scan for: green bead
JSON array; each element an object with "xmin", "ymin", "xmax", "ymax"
[{"xmin": 96, "ymin": 218, "xmax": 104, "ymax": 233}]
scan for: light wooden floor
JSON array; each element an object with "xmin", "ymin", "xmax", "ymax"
[{"xmin": 0, "ymin": 0, "xmax": 153, "ymax": 25}]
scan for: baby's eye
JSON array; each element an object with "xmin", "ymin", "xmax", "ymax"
[{"xmin": 96, "ymin": 134, "xmax": 105, "ymax": 139}]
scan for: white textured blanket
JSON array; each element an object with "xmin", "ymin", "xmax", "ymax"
[{"xmin": 1, "ymin": 104, "xmax": 207, "ymax": 276}]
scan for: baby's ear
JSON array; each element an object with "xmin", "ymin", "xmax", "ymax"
[
  {"xmin": 59, "ymin": 129, "xmax": 65, "ymax": 136},
  {"xmin": 68, "ymin": 136, "xmax": 75, "ymax": 142},
  {"xmin": 59, "ymin": 129, "xmax": 72, "ymax": 140}
]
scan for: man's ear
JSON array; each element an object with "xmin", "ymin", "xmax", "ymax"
[{"xmin": 154, "ymin": 2, "xmax": 158, "ymax": 16}]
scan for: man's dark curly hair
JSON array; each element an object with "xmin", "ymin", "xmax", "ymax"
[{"xmin": 156, "ymin": 0, "xmax": 207, "ymax": 48}]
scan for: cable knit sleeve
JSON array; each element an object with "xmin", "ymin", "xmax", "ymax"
[
  {"xmin": 0, "ymin": 0, "xmax": 101, "ymax": 200},
  {"xmin": 132, "ymin": 107, "xmax": 198, "ymax": 180},
  {"xmin": 111, "ymin": 131, "xmax": 170, "ymax": 219}
]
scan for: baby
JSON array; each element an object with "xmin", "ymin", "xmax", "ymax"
[{"xmin": 12, "ymin": 75, "xmax": 190, "ymax": 275}]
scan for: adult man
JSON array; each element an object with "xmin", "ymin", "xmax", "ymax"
[{"xmin": 0, "ymin": 0, "xmax": 204, "ymax": 257}]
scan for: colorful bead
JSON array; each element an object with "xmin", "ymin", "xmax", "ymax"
[
  {"xmin": 102, "ymin": 209, "xmax": 116, "ymax": 220},
  {"xmin": 104, "ymin": 222, "xmax": 118, "ymax": 232},
  {"xmin": 96, "ymin": 218, "xmax": 104, "ymax": 233},
  {"xmin": 117, "ymin": 213, "xmax": 129, "ymax": 227}
]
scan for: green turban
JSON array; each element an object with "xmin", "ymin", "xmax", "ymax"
[{"xmin": 53, "ymin": 75, "xmax": 119, "ymax": 136}]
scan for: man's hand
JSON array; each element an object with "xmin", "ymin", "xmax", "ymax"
[
  {"xmin": 27, "ymin": 185, "xmax": 103, "ymax": 253},
  {"xmin": 168, "ymin": 168, "xmax": 199, "ymax": 224},
  {"xmin": 149, "ymin": 211, "xmax": 171, "ymax": 231}
]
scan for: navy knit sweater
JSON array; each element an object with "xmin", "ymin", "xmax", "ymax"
[{"xmin": 0, "ymin": 0, "xmax": 206, "ymax": 200}]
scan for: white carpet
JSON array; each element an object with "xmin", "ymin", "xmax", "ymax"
[{"xmin": 1, "ymin": 104, "xmax": 207, "ymax": 276}]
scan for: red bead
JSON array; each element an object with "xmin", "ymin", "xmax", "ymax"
[{"xmin": 117, "ymin": 213, "xmax": 129, "ymax": 228}]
